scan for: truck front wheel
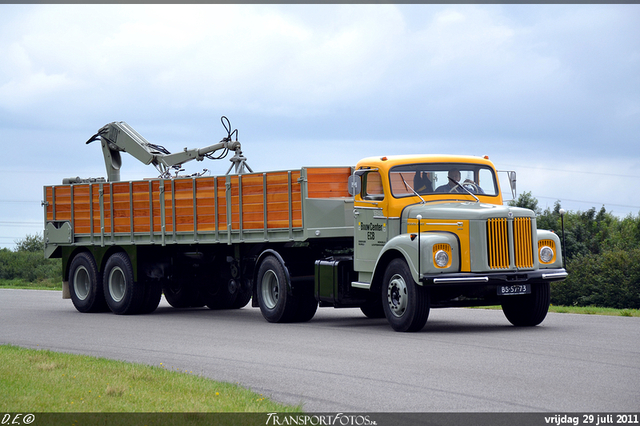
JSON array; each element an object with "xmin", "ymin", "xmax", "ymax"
[
  {"xmin": 382, "ymin": 259, "xmax": 430, "ymax": 332},
  {"xmin": 68, "ymin": 252, "xmax": 108, "ymax": 313},
  {"xmin": 501, "ymin": 282, "xmax": 550, "ymax": 326},
  {"xmin": 103, "ymin": 252, "xmax": 145, "ymax": 315}
]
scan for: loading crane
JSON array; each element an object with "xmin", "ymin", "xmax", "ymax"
[{"xmin": 84, "ymin": 116, "xmax": 252, "ymax": 182}]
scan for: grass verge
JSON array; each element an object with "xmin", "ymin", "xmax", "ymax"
[
  {"xmin": 548, "ymin": 305, "xmax": 640, "ymax": 317},
  {"xmin": 474, "ymin": 305, "xmax": 640, "ymax": 317},
  {"xmin": 0, "ymin": 344, "xmax": 301, "ymax": 413},
  {"xmin": 0, "ymin": 278, "xmax": 62, "ymax": 291}
]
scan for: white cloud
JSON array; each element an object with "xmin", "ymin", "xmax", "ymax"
[
  {"xmin": 0, "ymin": 5, "xmax": 407, "ymax": 117},
  {"xmin": 1, "ymin": 3, "xmax": 636, "ymax": 133}
]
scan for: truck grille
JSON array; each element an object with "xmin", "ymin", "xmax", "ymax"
[
  {"xmin": 514, "ymin": 217, "xmax": 534, "ymax": 268},
  {"xmin": 487, "ymin": 217, "xmax": 534, "ymax": 270}
]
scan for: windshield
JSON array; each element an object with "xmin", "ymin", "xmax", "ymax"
[{"xmin": 389, "ymin": 163, "xmax": 499, "ymax": 198}]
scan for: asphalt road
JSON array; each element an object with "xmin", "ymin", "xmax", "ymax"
[{"xmin": 1, "ymin": 289, "xmax": 639, "ymax": 413}]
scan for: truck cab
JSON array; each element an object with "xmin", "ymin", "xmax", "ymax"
[{"xmin": 343, "ymin": 154, "xmax": 567, "ymax": 331}]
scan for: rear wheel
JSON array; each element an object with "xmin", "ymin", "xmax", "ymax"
[
  {"xmin": 204, "ymin": 280, "xmax": 238, "ymax": 310},
  {"xmin": 256, "ymin": 255, "xmax": 314, "ymax": 323},
  {"xmin": 502, "ymin": 282, "xmax": 550, "ymax": 326},
  {"xmin": 231, "ymin": 283, "xmax": 252, "ymax": 309},
  {"xmin": 163, "ymin": 278, "xmax": 199, "ymax": 308},
  {"xmin": 68, "ymin": 252, "xmax": 108, "ymax": 313},
  {"xmin": 103, "ymin": 252, "xmax": 145, "ymax": 315},
  {"xmin": 139, "ymin": 279, "xmax": 162, "ymax": 314},
  {"xmin": 381, "ymin": 258, "xmax": 430, "ymax": 332}
]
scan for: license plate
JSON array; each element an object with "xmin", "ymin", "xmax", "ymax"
[{"xmin": 498, "ymin": 284, "xmax": 531, "ymax": 296}]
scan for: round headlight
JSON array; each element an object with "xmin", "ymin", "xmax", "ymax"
[
  {"xmin": 434, "ymin": 250, "xmax": 449, "ymax": 268},
  {"xmin": 540, "ymin": 246, "xmax": 554, "ymax": 263}
]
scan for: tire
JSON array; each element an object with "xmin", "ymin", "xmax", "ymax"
[
  {"xmin": 162, "ymin": 278, "xmax": 199, "ymax": 308},
  {"xmin": 139, "ymin": 279, "xmax": 162, "ymax": 314},
  {"xmin": 502, "ymin": 282, "xmax": 550, "ymax": 327},
  {"xmin": 360, "ymin": 297, "xmax": 385, "ymax": 319},
  {"xmin": 293, "ymin": 291, "xmax": 318, "ymax": 323},
  {"xmin": 68, "ymin": 252, "xmax": 108, "ymax": 313},
  {"xmin": 256, "ymin": 255, "xmax": 298, "ymax": 323},
  {"xmin": 204, "ymin": 278, "xmax": 238, "ymax": 310},
  {"xmin": 103, "ymin": 252, "xmax": 145, "ymax": 315},
  {"xmin": 381, "ymin": 258, "xmax": 430, "ymax": 332},
  {"xmin": 231, "ymin": 284, "xmax": 252, "ymax": 309}
]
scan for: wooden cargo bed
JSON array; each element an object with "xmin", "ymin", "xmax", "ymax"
[{"xmin": 44, "ymin": 167, "xmax": 354, "ymax": 250}]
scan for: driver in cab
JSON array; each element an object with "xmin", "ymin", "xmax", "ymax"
[
  {"xmin": 435, "ymin": 169, "xmax": 485, "ymax": 194},
  {"xmin": 435, "ymin": 169, "xmax": 461, "ymax": 193}
]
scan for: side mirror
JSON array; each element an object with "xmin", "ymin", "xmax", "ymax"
[
  {"xmin": 497, "ymin": 170, "xmax": 517, "ymax": 200},
  {"xmin": 507, "ymin": 171, "xmax": 516, "ymax": 200},
  {"xmin": 347, "ymin": 174, "xmax": 361, "ymax": 196}
]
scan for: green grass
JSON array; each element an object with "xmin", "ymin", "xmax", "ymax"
[
  {"xmin": 474, "ymin": 305, "xmax": 640, "ymax": 317},
  {"xmin": 0, "ymin": 344, "xmax": 301, "ymax": 413},
  {"xmin": 0, "ymin": 278, "xmax": 62, "ymax": 290},
  {"xmin": 548, "ymin": 305, "xmax": 639, "ymax": 317}
]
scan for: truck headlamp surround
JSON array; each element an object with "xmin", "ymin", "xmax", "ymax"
[
  {"xmin": 434, "ymin": 250, "xmax": 449, "ymax": 268},
  {"xmin": 539, "ymin": 246, "xmax": 554, "ymax": 263}
]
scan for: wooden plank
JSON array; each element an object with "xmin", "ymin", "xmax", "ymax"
[
  {"xmin": 241, "ymin": 174, "xmax": 264, "ymax": 231},
  {"xmin": 216, "ymin": 176, "xmax": 227, "ymax": 231},
  {"xmin": 45, "ymin": 187, "xmax": 54, "ymax": 221},
  {"xmin": 90, "ymin": 184, "xmax": 100, "ymax": 235},
  {"xmin": 111, "ymin": 182, "xmax": 131, "ymax": 235},
  {"xmin": 53, "ymin": 186, "xmax": 72, "ymax": 220},
  {"xmin": 307, "ymin": 167, "xmax": 351, "ymax": 198},
  {"xmin": 101, "ymin": 184, "xmax": 112, "ymax": 235}
]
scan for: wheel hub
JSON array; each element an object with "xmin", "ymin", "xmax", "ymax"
[
  {"xmin": 73, "ymin": 266, "xmax": 90, "ymax": 301},
  {"xmin": 261, "ymin": 270, "xmax": 279, "ymax": 309},
  {"xmin": 108, "ymin": 266, "xmax": 126, "ymax": 303},
  {"xmin": 387, "ymin": 274, "xmax": 408, "ymax": 318}
]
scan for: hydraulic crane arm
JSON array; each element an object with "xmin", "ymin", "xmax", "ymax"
[{"xmin": 85, "ymin": 116, "xmax": 252, "ymax": 182}]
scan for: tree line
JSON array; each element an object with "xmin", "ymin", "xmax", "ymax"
[{"xmin": 510, "ymin": 192, "xmax": 640, "ymax": 309}]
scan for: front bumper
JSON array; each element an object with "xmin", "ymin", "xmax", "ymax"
[{"xmin": 421, "ymin": 268, "xmax": 568, "ymax": 286}]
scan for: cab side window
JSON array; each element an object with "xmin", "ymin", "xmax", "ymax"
[{"xmin": 362, "ymin": 171, "xmax": 384, "ymax": 201}]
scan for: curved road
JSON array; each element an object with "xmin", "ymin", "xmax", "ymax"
[{"xmin": 1, "ymin": 289, "xmax": 639, "ymax": 412}]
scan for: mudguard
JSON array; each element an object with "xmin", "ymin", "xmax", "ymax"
[
  {"xmin": 371, "ymin": 232, "xmax": 460, "ymax": 285},
  {"xmin": 536, "ymin": 229, "xmax": 564, "ymax": 269}
]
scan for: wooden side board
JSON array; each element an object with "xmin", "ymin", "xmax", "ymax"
[{"xmin": 44, "ymin": 166, "xmax": 352, "ymax": 239}]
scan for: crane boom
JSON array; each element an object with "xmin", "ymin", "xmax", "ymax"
[{"xmin": 85, "ymin": 117, "xmax": 251, "ymax": 182}]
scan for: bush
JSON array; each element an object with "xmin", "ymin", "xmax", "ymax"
[
  {"xmin": 14, "ymin": 233, "xmax": 45, "ymax": 253},
  {"xmin": 552, "ymin": 249, "xmax": 640, "ymax": 309},
  {"xmin": 511, "ymin": 193, "xmax": 640, "ymax": 309},
  {"xmin": 0, "ymin": 234, "xmax": 61, "ymax": 284}
]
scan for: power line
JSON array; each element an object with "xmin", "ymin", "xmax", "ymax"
[
  {"xmin": 535, "ymin": 196, "xmax": 640, "ymax": 210},
  {"xmin": 501, "ymin": 164, "xmax": 640, "ymax": 179},
  {"xmin": 0, "ymin": 169, "xmax": 64, "ymax": 175}
]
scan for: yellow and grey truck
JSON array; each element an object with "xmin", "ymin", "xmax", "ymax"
[{"xmin": 43, "ymin": 118, "xmax": 567, "ymax": 332}]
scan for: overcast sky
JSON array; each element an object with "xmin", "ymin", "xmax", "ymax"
[{"xmin": 1, "ymin": 4, "xmax": 639, "ymax": 249}]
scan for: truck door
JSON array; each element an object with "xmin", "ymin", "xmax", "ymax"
[{"xmin": 353, "ymin": 170, "xmax": 388, "ymax": 273}]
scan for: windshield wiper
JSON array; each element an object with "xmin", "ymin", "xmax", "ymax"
[
  {"xmin": 448, "ymin": 177, "xmax": 480, "ymax": 203},
  {"xmin": 401, "ymin": 174, "xmax": 426, "ymax": 204}
]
